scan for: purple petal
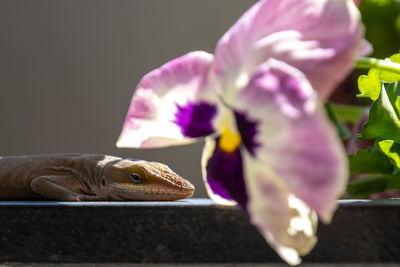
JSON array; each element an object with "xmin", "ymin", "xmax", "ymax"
[
  {"xmin": 201, "ymin": 137, "xmax": 248, "ymax": 208},
  {"xmin": 212, "ymin": 0, "xmax": 365, "ymax": 100},
  {"xmin": 233, "ymin": 60, "xmax": 348, "ymax": 222},
  {"xmin": 174, "ymin": 101, "xmax": 217, "ymax": 138},
  {"xmin": 277, "ymin": 114, "xmax": 347, "ymax": 222},
  {"xmin": 117, "ymin": 51, "xmax": 216, "ymax": 148}
]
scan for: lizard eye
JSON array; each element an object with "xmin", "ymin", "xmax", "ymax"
[{"xmin": 129, "ymin": 173, "xmax": 143, "ymax": 184}]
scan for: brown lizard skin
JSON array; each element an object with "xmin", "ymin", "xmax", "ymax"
[{"xmin": 0, "ymin": 154, "xmax": 195, "ymax": 201}]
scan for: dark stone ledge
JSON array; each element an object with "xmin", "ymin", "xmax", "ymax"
[{"xmin": 0, "ymin": 198, "xmax": 399, "ymax": 264}]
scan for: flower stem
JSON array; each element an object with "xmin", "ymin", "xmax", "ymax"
[{"xmin": 355, "ymin": 57, "xmax": 400, "ymax": 75}]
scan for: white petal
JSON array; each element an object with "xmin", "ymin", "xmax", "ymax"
[
  {"xmin": 243, "ymin": 151, "xmax": 318, "ymax": 265},
  {"xmin": 117, "ymin": 51, "xmax": 218, "ymax": 148}
]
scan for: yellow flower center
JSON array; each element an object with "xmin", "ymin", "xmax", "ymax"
[{"xmin": 219, "ymin": 126, "xmax": 241, "ymax": 153}]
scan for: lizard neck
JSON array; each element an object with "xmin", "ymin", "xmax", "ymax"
[{"xmin": 53, "ymin": 154, "xmax": 123, "ymax": 195}]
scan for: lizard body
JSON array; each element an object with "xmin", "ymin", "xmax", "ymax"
[{"xmin": 0, "ymin": 154, "xmax": 194, "ymax": 201}]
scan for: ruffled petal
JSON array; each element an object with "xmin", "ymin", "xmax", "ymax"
[
  {"xmin": 212, "ymin": 0, "xmax": 365, "ymax": 100},
  {"xmin": 201, "ymin": 137, "xmax": 248, "ymax": 207},
  {"xmin": 233, "ymin": 59, "xmax": 348, "ymax": 222},
  {"xmin": 242, "ymin": 150, "xmax": 318, "ymax": 265},
  {"xmin": 117, "ymin": 51, "xmax": 218, "ymax": 148}
]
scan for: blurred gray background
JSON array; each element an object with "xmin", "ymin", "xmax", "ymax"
[{"xmin": 0, "ymin": 0, "xmax": 255, "ymax": 198}]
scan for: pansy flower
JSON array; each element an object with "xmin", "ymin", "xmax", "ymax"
[{"xmin": 117, "ymin": 0, "xmax": 366, "ymax": 264}]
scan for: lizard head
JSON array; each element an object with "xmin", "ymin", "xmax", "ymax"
[{"xmin": 100, "ymin": 159, "xmax": 195, "ymax": 201}]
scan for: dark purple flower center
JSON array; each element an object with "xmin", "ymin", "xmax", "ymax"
[
  {"xmin": 173, "ymin": 101, "xmax": 217, "ymax": 138},
  {"xmin": 206, "ymin": 137, "xmax": 248, "ymax": 209},
  {"xmin": 234, "ymin": 111, "xmax": 260, "ymax": 156}
]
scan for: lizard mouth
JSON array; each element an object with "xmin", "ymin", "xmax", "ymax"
[{"xmin": 108, "ymin": 184, "xmax": 194, "ymax": 201}]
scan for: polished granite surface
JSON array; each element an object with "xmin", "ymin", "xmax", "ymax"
[{"xmin": 0, "ymin": 198, "xmax": 399, "ymax": 263}]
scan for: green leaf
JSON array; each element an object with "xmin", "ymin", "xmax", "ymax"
[
  {"xmin": 378, "ymin": 140, "xmax": 400, "ymax": 172},
  {"xmin": 379, "ymin": 54, "xmax": 400, "ymax": 82},
  {"xmin": 349, "ymin": 147, "xmax": 394, "ymax": 176},
  {"xmin": 347, "ymin": 174, "xmax": 400, "ymax": 198},
  {"xmin": 386, "ymin": 176, "xmax": 400, "ymax": 191},
  {"xmin": 386, "ymin": 82, "xmax": 400, "ymax": 119},
  {"xmin": 327, "ymin": 103, "xmax": 367, "ymax": 124},
  {"xmin": 360, "ymin": 0, "xmax": 400, "ymax": 59},
  {"xmin": 350, "ymin": 52, "xmax": 400, "ymax": 197},
  {"xmin": 347, "ymin": 175, "xmax": 392, "ymax": 198},
  {"xmin": 356, "ymin": 54, "xmax": 400, "ymax": 101},
  {"xmin": 357, "ymin": 68, "xmax": 381, "ymax": 101},
  {"xmin": 325, "ymin": 103, "xmax": 352, "ymax": 140},
  {"xmin": 360, "ymin": 86, "xmax": 400, "ymax": 142}
]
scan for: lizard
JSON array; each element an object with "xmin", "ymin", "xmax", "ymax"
[{"xmin": 0, "ymin": 154, "xmax": 195, "ymax": 201}]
